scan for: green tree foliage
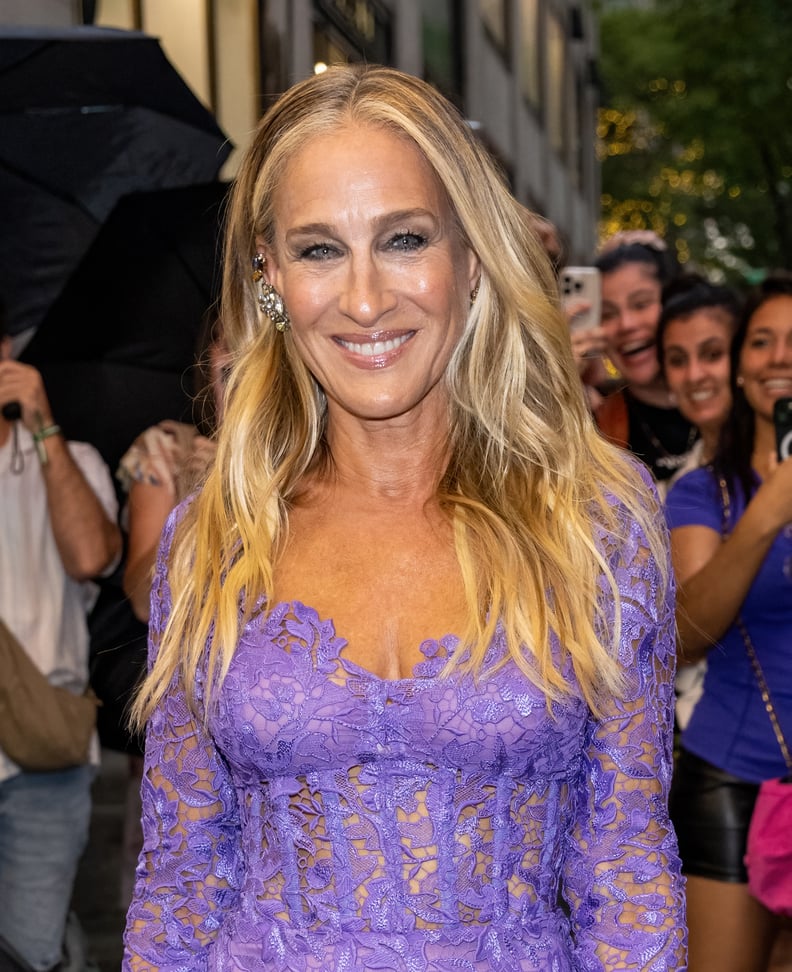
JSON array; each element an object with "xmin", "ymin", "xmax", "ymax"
[{"xmin": 597, "ymin": 0, "xmax": 792, "ymax": 280}]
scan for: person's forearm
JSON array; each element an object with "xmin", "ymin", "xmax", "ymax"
[
  {"xmin": 123, "ymin": 480, "xmax": 178, "ymax": 623},
  {"xmin": 123, "ymin": 546, "xmax": 158, "ymax": 623},
  {"xmin": 40, "ymin": 434, "xmax": 121, "ymax": 580},
  {"xmin": 676, "ymin": 505, "xmax": 779, "ymax": 662}
]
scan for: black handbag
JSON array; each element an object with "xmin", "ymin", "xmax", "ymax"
[{"xmin": 87, "ymin": 569, "xmax": 148, "ymax": 755}]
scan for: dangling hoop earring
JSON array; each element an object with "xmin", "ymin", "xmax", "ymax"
[
  {"xmin": 469, "ymin": 281, "xmax": 480, "ymax": 307},
  {"xmin": 252, "ymin": 254, "xmax": 291, "ymax": 332}
]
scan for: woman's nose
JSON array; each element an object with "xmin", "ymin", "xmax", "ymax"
[
  {"xmin": 338, "ymin": 257, "xmax": 397, "ymax": 326},
  {"xmin": 685, "ymin": 357, "xmax": 705, "ymax": 382},
  {"xmin": 770, "ymin": 337, "xmax": 792, "ymax": 365}
]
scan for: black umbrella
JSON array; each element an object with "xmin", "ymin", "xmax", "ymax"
[
  {"xmin": 0, "ymin": 25, "xmax": 232, "ymax": 337},
  {"xmin": 20, "ymin": 181, "xmax": 230, "ymax": 474}
]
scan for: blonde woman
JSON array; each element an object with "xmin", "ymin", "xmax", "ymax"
[{"xmin": 123, "ymin": 65, "xmax": 685, "ymax": 971}]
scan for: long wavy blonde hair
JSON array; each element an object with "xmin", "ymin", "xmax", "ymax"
[{"xmin": 131, "ymin": 64, "xmax": 667, "ymax": 729}]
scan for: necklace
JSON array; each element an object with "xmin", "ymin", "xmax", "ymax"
[{"xmin": 638, "ymin": 419, "xmax": 698, "ymax": 472}]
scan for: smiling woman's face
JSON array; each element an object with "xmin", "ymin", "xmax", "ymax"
[
  {"xmin": 738, "ymin": 294, "xmax": 792, "ymax": 425},
  {"xmin": 261, "ymin": 123, "xmax": 479, "ymax": 430},
  {"xmin": 662, "ymin": 309, "xmax": 733, "ymax": 437},
  {"xmin": 599, "ymin": 262, "xmax": 663, "ymax": 388}
]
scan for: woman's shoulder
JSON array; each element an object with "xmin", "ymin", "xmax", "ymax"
[
  {"xmin": 666, "ymin": 463, "xmax": 716, "ymax": 501},
  {"xmin": 153, "ymin": 495, "xmax": 197, "ymax": 573},
  {"xmin": 595, "ymin": 455, "xmax": 667, "ymax": 576},
  {"xmin": 664, "ymin": 464, "xmax": 721, "ymax": 530}
]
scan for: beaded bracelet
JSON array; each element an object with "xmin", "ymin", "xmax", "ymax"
[{"xmin": 32, "ymin": 423, "xmax": 62, "ymax": 465}]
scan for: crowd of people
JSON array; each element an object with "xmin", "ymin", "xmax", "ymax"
[{"xmin": 0, "ymin": 62, "xmax": 790, "ymax": 972}]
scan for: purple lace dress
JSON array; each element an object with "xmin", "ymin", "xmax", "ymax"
[{"xmin": 123, "ymin": 508, "xmax": 686, "ymax": 971}]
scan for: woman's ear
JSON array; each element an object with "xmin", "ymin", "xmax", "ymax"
[
  {"xmin": 467, "ymin": 250, "xmax": 481, "ymax": 297},
  {"xmin": 255, "ymin": 237, "xmax": 282, "ymax": 292}
]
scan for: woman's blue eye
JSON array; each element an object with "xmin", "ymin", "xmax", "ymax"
[
  {"xmin": 388, "ymin": 233, "xmax": 427, "ymax": 251},
  {"xmin": 301, "ymin": 243, "xmax": 336, "ymax": 260}
]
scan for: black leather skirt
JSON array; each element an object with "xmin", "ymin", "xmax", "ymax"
[{"xmin": 670, "ymin": 747, "xmax": 759, "ymax": 882}]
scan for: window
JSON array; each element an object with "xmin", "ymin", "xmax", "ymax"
[
  {"xmin": 480, "ymin": 0, "xmax": 509, "ymax": 59},
  {"xmin": 422, "ymin": 0, "xmax": 462, "ymax": 105},
  {"xmin": 518, "ymin": 0, "xmax": 541, "ymax": 109},
  {"xmin": 546, "ymin": 10, "xmax": 566, "ymax": 154}
]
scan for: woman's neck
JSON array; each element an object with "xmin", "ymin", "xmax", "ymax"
[
  {"xmin": 699, "ymin": 426, "xmax": 720, "ymax": 465},
  {"xmin": 311, "ymin": 410, "xmax": 451, "ymax": 509}
]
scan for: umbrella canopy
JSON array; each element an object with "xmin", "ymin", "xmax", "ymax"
[
  {"xmin": 0, "ymin": 25, "xmax": 232, "ymax": 338},
  {"xmin": 20, "ymin": 181, "xmax": 230, "ymax": 474}
]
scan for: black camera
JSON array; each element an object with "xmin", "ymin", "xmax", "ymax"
[{"xmin": 774, "ymin": 397, "xmax": 792, "ymax": 462}]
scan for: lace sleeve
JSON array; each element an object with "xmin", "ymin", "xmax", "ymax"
[
  {"xmin": 122, "ymin": 513, "xmax": 243, "ymax": 971},
  {"xmin": 563, "ymin": 512, "xmax": 687, "ymax": 970}
]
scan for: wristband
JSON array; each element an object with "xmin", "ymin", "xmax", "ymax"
[{"xmin": 32, "ymin": 423, "xmax": 62, "ymax": 465}]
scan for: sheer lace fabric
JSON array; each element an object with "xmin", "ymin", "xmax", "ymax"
[{"xmin": 123, "ymin": 511, "xmax": 686, "ymax": 971}]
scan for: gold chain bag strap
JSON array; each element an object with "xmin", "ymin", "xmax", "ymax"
[
  {"xmin": 0, "ymin": 616, "xmax": 98, "ymax": 772},
  {"xmin": 718, "ymin": 474, "xmax": 792, "ymax": 915},
  {"xmin": 735, "ymin": 615, "xmax": 792, "ymax": 776}
]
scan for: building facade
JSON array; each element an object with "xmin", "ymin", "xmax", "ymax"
[{"xmin": 3, "ymin": 0, "xmax": 600, "ymax": 260}]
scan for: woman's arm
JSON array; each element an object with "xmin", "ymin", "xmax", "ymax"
[
  {"xmin": 123, "ymin": 480, "xmax": 177, "ymax": 623},
  {"xmin": 670, "ymin": 458, "xmax": 792, "ymax": 662},
  {"xmin": 122, "ymin": 515, "xmax": 242, "ymax": 971},
  {"xmin": 564, "ymin": 517, "xmax": 687, "ymax": 970}
]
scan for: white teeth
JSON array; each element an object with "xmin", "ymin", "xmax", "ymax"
[
  {"xmin": 339, "ymin": 334, "xmax": 410, "ymax": 356},
  {"xmin": 690, "ymin": 389, "xmax": 716, "ymax": 402}
]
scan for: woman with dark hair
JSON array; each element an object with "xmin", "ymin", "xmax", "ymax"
[
  {"xmin": 665, "ymin": 271, "xmax": 792, "ymax": 971},
  {"xmin": 658, "ymin": 273, "xmax": 742, "ymax": 477},
  {"xmin": 594, "ymin": 235, "xmax": 697, "ymax": 493},
  {"xmin": 656, "ymin": 273, "xmax": 742, "ymax": 732}
]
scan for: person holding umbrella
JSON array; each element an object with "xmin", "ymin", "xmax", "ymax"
[
  {"xmin": 0, "ymin": 307, "xmax": 121, "ymax": 972},
  {"xmin": 123, "ymin": 65, "xmax": 685, "ymax": 970}
]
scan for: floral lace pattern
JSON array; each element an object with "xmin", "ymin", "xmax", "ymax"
[{"xmin": 123, "ymin": 509, "xmax": 686, "ymax": 971}]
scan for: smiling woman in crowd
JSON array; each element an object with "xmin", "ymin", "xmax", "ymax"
[{"xmin": 594, "ymin": 236, "xmax": 698, "ymax": 494}]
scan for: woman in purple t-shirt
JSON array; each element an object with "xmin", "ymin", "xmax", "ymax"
[{"xmin": 665, "ymin": 272, "xmax": 792, "ymax": 972}]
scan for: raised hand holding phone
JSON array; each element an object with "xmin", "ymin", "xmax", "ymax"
[
  {"xmin": 560, "ymin": 266, "xmax": 608, "ymax": 375},
  {"xmin": 561, "ymin": 266, "xmax": 601, "ymax": 334},
  {"xmin": 775, "ymin": 397, "xmax": 792, "ymax": 462}
]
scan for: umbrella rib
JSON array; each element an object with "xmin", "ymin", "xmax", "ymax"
[{"xmin": 0, "ymin": 157, "xmax": 98, "ymax": 220}]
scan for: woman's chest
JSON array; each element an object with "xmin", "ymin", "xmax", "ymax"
[
  {"xmin": 272, "ymin": 511, "xmax": 470, "ymax": 681},
  {"xmin": 208, "ymin": 602, "xmax": 588, "ymax": 785},
  {"xmin": 742, "ymin": 526, "xmax": 792, "ymax": 623}
]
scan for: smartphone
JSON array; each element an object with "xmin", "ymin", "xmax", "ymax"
[
  {"xmin": 560, "ymin": 266, "xmax": 601, "ymax": 334},
  {"xmin": 774, "ymin": 397, "xmax": 792, "ymax": 462}
]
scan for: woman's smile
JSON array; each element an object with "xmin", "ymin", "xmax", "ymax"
[{"xmin": 334, "ymin": 329, "xmax": 416, "ymax": 365}]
